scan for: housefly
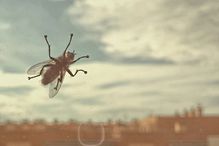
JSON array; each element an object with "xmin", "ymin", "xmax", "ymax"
[{"xmin": 27, "ymin": 33, "xmax": 89, "ymax": 98}]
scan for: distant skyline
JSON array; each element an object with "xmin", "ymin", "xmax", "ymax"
[{"xmin": 0, "ymin": 0, "xmax": 219, "ymax": 122}]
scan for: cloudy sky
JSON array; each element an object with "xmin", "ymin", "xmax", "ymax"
[{"xmin": 0, "ymin": 0, "xmax": 219, "ymax": 122}]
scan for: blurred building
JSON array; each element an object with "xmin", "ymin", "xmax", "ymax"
[{"xmin": 0, "ymin": 105, "xmax": 219, "ymax": 146}]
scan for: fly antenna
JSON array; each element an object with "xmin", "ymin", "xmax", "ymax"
[{"xmin": 63, "ymin": 33, "xmax": 73, "ymax": 56}]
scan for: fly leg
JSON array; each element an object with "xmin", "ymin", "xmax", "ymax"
[
  {"xmin": 71, "ymin": 55, "xmax": 89, "ymax": 64},
  {"xmin": 44, "ymin": 35, "xmax": 58, "ymax": 62},
  {"xmin": 63, "ymin": 33, "xmax": 73, "ymax": 56},
  {"xmin": 28, "ymin": 64, "xmax": 53, "ymax": 80},
  {"xmin": 54, "ymin": 71, "xmax": 63, "ymax": 90},
  {"xmin": 67, "ymin": 69, "xmax": 87, "ymax": 77}
]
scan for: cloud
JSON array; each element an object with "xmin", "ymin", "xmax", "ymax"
[
  {"xmin": 28, "ymin": 101, "xmax": 80, "ymax": 121},
  {"xmin": 98, "ymin": 106, "xmax": 152, "ymax": 121},
  {"xmin": 207, "ymin": 80, "xmax": 219, "ymax": 86},
  {"xmin": 68, "ymin": 0, "xmax": 219, "ymax": 64},
  {"xmin": 0, "ymin": 21, "xmax": 11, "ymax": 30},
  {"xmin": 206, "ymin": 95, "xmax": 219, "ymax": 109},
  {"xmin": 97, "ymin": 80, "xmax": 130, "ymax": 90},
  {"xmin": 73, "ymin": 97, "xmax": 105, "ymax": 106},
  {"xmin": 48, "ymin": 0, "xmax": 66, "ymax": 2},
  {"xmin": 0, "ymin": 86, "xmax": 34, "ymax": 96},
  {"xmin": 114, "ymin": 55, "xmax": 175, "ymax": 65},
  {"xmin": 0, "ymin": 62, "xmax": 219, "ymax": 121}
]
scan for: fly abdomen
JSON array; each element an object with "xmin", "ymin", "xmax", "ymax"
[{"xmin": 41, "ymin": 67, "xmax": 59, "ymax": 85}]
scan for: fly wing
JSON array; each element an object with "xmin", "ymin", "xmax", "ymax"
[
  {"xmin": 27, "ymin": 60, "xmax": 55, "ymax": 75},
  {"xmin": 49, "ymin": 70, "xmax": 66, "ymax": 98}
]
